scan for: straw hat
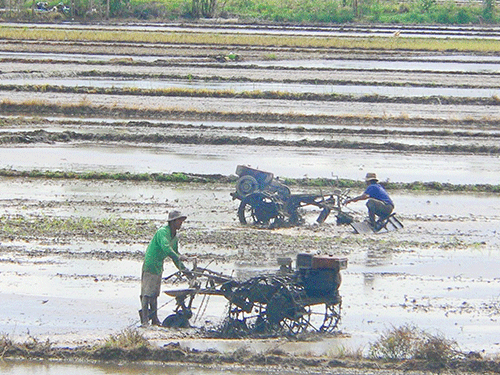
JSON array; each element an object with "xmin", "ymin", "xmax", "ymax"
[
  {"xmin": 365, "ymin": 172, "xmax": 378, "ymax": 182},
  {"xmin": 168, "ymin": 210, "xmax": 187, "ymax": 222}
]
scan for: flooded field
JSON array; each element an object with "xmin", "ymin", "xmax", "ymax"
[
  {"xmin": 1, "ymin": 143, "xmax": 500, "ymax": 183},
  {"xmin": 1, "ymin": 178, "xmax": 500, "ymax": 351},
  {"xmin": 1, "ymin": 21, "xmax": 500, "ymax": 374},
  {"xmin": 4, "ymin": 77, "xmax": 500, "ymax": 97}
]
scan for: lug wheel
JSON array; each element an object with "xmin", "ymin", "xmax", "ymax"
[
  {"xmin": 238, "ymin": 193, "xmax": 283, "ymax": 227},
  {"xmin": 307, "ymin": 301, "xmax": 342, "ymax": 333},
  {"xmin": 267, "ymin": 283, "xmax": 309, "ymax": 335}
]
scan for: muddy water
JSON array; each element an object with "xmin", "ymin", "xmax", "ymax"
[
  {"xmin": 0, "ymin": 51, "xmax": 174, "ymax": 63},
  {"xmin": 0, "ymin": 360, "xmax": 264, "ymax": 374},
  {"xmin": 17, "ymin": 124, "xmax": 500, "ymax": 148},
  {"xmin": 1, "ymin": 144, "xmax": 499, "ymax": 184},
  {"xmin": 2, "ymin": 77, "xmax": 499, "ymax": 98},
  {"xmin": 1, "ymin": 89, "xmax": 498, "ymax": 120},
  {"xmin": 249, "ymin": 59, "xmax": 500, "ymax": 73},
  {"xmin": 1, "ymin": 176, "xmax": 500, "ymax": 357},
  {"xmin": 18, "ymin": 116, "xmax": 500, "ymax": 133}
]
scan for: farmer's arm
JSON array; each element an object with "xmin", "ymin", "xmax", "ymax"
[
  {"xmin": 345, "ymin": 193, "xmax": 369, "ymax": 204},
  {"xmin": 157, "ymin": 229, "xmax": 186, "ymax": 270}
]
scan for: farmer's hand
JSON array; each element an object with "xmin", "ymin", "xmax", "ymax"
[{"xmin": 182, "ymin": 269, "xmax": 195, "ymax": 280}]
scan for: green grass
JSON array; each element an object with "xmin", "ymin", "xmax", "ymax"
[
  {"xmin": 223, "ymin": 0, "xmax": 355, "ymax": 23},
  {"xmin": 128, "ymin": 0, "xmax": 191, "ymax": 19},
  {"xmin": 5, "ymin": 0, "xmax": 500, "ymax": 25},
  {"xmin": 223, "ymin": 0, "xmax": 497, "ymax": 24}
]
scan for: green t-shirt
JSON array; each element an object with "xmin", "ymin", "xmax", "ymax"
[{"xmin": 142, "ymin": 225, "xmax": 185, "ymax": 275}]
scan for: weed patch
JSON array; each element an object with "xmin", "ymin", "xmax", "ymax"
[
  {"xmin": 369, "ymin": 324, "xmax": 462, "ymax": 369},
  {"xmin": 101, "ymin": 329, "xmax": 150, "ymax": 350}
]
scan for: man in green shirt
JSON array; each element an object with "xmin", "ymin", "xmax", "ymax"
[{"xmin": 140, "ymin": 210, "xmax": 188, "ymax": 326}]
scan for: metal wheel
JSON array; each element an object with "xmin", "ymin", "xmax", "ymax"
[
  {"xmin": 238, "ymin": 193, "xmax": 283, "ymax": 227},
  {"xmin": 227, "ymin": 301, "xmax": 268, "ymax": 334},
  {"xmin": 226, "ymin": 275, "xmax": 287, "ymax": 334},
  {"xmin": 276, "ymin": 185, "xmax": 291, "ymax": 200},
  {"xmin": 306, "ymin": 300, "xmax": 342, "ymax": 333},
  {"xmin": 267, "ymin": 283, "xmax": 310, "ymax": 335},
  {"xmin": 225, "ymin": 276, "xmax": 298, "ymax": 334}
]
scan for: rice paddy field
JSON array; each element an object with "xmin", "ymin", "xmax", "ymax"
[{"xmin": 1, "ymin": 20, "xmax": 500, "ymax": 374}]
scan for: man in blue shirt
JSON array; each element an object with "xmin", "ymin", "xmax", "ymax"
[{"xmin": 345, "ymin": 172, "xmax": 394, "ymax": 230}]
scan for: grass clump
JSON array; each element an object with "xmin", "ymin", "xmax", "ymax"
[
  {"xmin": 330, "ymin": 344, "xmax": 364, "ymax": 359},
  {"xmin": 369, "ymin": 324, "xmax": 461, "ymax": 369},
  {"xmin": 101, "ymin": 329, "xmax": 150, "ymax": 350},
  {"xmin": 91, "ymin": 329, "xmax": 153, "ymax": 361},
  {"xmin": 0, "ymin": 333, "xmax": 54, "ymax": 359}
]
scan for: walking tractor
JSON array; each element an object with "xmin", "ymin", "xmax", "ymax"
[
  {"xmin": 163, "ymin": 253, "xmax": 347, "ymax": 336},
  {"xmin": 230, "ymin": 165, "xmax": 353, "ymax": 228}
]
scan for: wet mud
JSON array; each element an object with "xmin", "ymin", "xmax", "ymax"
[
  {"xmin": 1, "ymin": 127, "xmax": 500, "ymax": 155},
  {"xmin": 1, "ymin": 83, "xmax": 500, "ymax": 106}
]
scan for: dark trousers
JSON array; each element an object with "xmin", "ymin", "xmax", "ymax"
[{"xmin": 366, "ymin": 199, "xmax": 394, "ymax": 225}]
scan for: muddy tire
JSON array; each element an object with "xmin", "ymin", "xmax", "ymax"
[{"xmin": 237, "ymin": 193, "xmax": 283, "ymax": 227}]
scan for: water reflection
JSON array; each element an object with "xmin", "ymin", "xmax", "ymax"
[
  {"xmin": 365, "ymin": 247, "xmax": 393, "ymax": 268},
  {"xmin": 1, "ymin": 144, "xmax": 499, "ymax": 184},
  {"xmin": 0, "ymin": 360, "xmax": 262, "ymax": 375},
  {"xmin": 248, "ymin": 59, "xmax": 500, "ymax": 73},
  {"xmin": 363, "ymin": 272, "xmax": 376, "ymax": 291}
]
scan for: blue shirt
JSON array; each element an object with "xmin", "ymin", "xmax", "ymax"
[{"xmin": 364, "ymin": 183, "xmax": 394, "ymax": 206}]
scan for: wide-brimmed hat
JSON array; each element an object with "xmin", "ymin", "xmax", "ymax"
[
  {"xmin": 168, "ymin": 210, "xmax": 187, "ymax": 222},
  {"xmin": 365, "ymin": 172, "xmax": 378, "ymax": 182}
]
